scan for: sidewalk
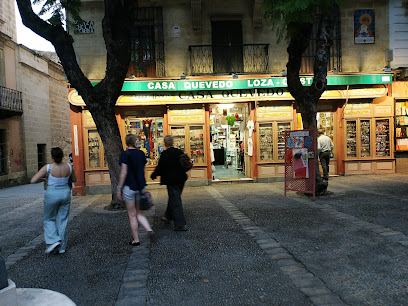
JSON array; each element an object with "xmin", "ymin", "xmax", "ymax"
[{"xmin": 2, "ymin": 174, "xmax": 408, "ymax": 305}]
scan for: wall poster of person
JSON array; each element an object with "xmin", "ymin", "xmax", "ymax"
[{"xmin": 354, "ymin": 9, "xmax": 375, "ymax": 44}]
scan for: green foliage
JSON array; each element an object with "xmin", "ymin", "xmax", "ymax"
[
  {"xmin": 32, "ymin": 0, "xmax": 83, "ymax": 26},
  {"xmin": 262, "ymin": 0, "xmax": 341, "ymax": 42}
]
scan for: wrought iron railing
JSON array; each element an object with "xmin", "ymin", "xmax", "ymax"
[
  {"xmin": 189, "ymin": 44, "xmax": 269, "ymax": 75},
  {"xmin": 0, "ymin": 86, "xmax": 23, "ymax": 113}
]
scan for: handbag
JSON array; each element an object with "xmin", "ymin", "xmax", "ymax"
[{"xmin": 139, "ymin": 191, "xmax": 153, "ymax": 210}]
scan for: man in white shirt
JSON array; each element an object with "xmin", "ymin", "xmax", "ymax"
[{"xmin": 318, "ymin": 129, "xmax": 334, "ymax": 181}]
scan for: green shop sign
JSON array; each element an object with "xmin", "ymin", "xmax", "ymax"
[{"xmin": 92, "ymin": 74, "xmax": 392, "ymax": 92}]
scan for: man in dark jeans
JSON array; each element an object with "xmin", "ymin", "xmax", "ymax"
[
  {"xmin": 318, "ymin": 129, "xmax": 334, "ymax": 181},
  {"xmin": 151, "ymin": 135, "xmax": 188, "ymax": 231}
]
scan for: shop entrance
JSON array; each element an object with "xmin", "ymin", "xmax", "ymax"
[{"xmin": 210, "ymin": 103, "xmax": 249, "ymax": 180}]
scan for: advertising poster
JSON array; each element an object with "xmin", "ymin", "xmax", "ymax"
[{"xmin": 354, "ymin": 10, "xmax": 375, "ymax": 44}]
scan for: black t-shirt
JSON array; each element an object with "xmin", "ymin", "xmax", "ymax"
[{"xmin": 119, "ymin": 149, "xmax": 147, "ymax": 191}]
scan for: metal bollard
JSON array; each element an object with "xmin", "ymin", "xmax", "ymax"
[{"xmin": 0, "ymin": 255, "xmax": 8, "ymax": 290}]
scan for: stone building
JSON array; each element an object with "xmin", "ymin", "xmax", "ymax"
[
  {"xmin": 67, "ymin": 0, "xmax": 407, "ymax": 194},
  {"xmin": 0, "ymin": 0, "xmax": 71, "ymax": 188}
]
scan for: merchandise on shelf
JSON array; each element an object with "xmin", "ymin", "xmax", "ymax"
[
  {"xmin": 125, "ymin": 118, "xmax": 164, "ymax": 165},
  {"xmin": 375, "ymin": 119, "xmax": 390, "ymax": 157}
]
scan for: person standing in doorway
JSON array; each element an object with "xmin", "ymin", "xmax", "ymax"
[
  {"xmin": 318, "ymin": 129, "xmax": 334, "ymax": 181},
  {"xmin": 31, "ymin": 147, "xmax": 76, "ymax": 254},
  {"xmin": 150, "ymin": 135, "xmax": 188, "ymax": 231},
  {"xmin": 117, "ymin": 134, "xmax": 155, "ymax": 246}
]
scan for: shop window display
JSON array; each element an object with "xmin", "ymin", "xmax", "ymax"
[
  {"xmin": 375, "ymin": 119, "xmax": 390, "ymax": 157},
  {"xmin": 395, "ymin": 101, "xmax": 408, "ymax": 151},
  {"xmin": 86, "ymin": 130, "xmax": 107, "ymax": 169},
  {"xmin": 170, "ymin": 126, "xmax": 186, "ymax": 152},
  {"xmin": 277, "ymin": 123, "xmax": 291, "ymax": 160},
  {"xmin": 125, "ymin": 118, "xmax": 164, "ymax": 165},
  {"xmin": 259, "ymin": 123, "xmax": 273, "ymax": 161},
  {"xmin": 346, "ymin": 121, "xmax": 357, "ymax": 158},
  {"xmin": 189, "ymin": 126, "xmax": 205, "ymax": 164}
]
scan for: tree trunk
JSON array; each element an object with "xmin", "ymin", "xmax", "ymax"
[
  {"xmin": 286, "ymin": 9, "xmax": 336, "ymax": 195},
  {"xmin": 16, "ymin": 0, "xmax": 137, "ymax": 207}
]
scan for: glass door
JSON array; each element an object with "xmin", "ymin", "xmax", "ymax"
[
  {"xmin": 346, "ymin": 121, "xmax": 357, "ymax": 158},
  {"xmin": 375, "ymin": 119, "xmax": 390, "ymax": 157},
  {"xmin": 189, "ymin": 126, "xmax": 205, "ymax": 164},
  {"xmin": 259, "ymin": 123, "xmax": 273, "ymax": 161},
  {"xmin": 277, "ymin": 122, "xmax": 291, "ymax": 160},
  {"xmin": 170, "ymin": 126, "xmax": 186, "ymax": 152},
  {"xmin": 86, "ymin": 129, "xmax": 106, "ymax": 169},
  {"xmin": 360, "ymin": 120, "xmax": 371, "ymax": 157}
]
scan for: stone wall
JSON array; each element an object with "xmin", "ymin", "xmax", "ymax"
[
  {"xmin": 18, "ymin": 47, "xmax": 71, "ymax": 178},
  {"xmin": 0, "ymin": 0, "xmax": 17, "ymax": 43},
  {"xmin": 72, "ymin": 0, "xmax": 389, "ymax": 79}
]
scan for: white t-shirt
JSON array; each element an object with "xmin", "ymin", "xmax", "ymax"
[
  {"xmin": 248, "ymin": 137, "xmax": 253, "ymax": 156},
  {"xmin": 247, "ymin": 120, "xmax": 254, "ymax": 138}
]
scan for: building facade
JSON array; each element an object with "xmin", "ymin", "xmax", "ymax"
[
  {"xmin": 0, "ymin": 0, "xmax": 71, "ymax": 188},
  {"xmin": 68, "ymin": 0, "xmax": 404, "ymax": 194}
]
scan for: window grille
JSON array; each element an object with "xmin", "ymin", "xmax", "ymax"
[
  {"xmin": 301, "ymin": 8, "xmax": 342, "ymax": 74},
  {"xmin": 37, "ymin": 144, "xmax": 46, "ymax": 171},
  {"xmin": 128, "ymin": 7, "xmax": 165, "ymax": 77}
]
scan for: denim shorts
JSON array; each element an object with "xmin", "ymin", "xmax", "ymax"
[{"xmin": 122, "ymin": 186, "xmax": 140, "ymax": 202}]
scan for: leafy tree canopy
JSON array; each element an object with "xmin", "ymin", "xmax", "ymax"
[
  {"xmin": 32, "ymin": 0, "xmax": 83, "ymax": 27},
  {"xmin": 262, "ymin": 0, "xmax": 341, "ymax": 42}
]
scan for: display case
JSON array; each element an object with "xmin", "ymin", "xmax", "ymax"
[
  {"xmin": 345, "ymin": 118, "xmax": 391, "ymax": 159},
  {"xmin": 85, "ymin": 129, "xmax": 107, "ymax": 169},
  {"xmin": 346, "ymin": 121, "xmax": 357, "ymax": 158},
  {"xmin": 170, "ymin": 124, "xmax": 206, "ymax": 165},
  {"xmin": 277, "ymin": 122, "xmax": 291, "ymax": 160},
  {"xmin": 258, "ymin": 121, "xmax": 291, "ymax": 162},
  {"xmin": 360, "ymin": 120, "xmax": 371, "ymax": 157},
  {"xmin": 125, "ymin": 117, "xmax": 164, "ymax": 165},
  {"xmin": 189, "ymin": 126, "xmax": 205, "ymax": 164},
  {"xmin": 375, "ymin": 119, "xmax": 390, "ymax": 157},
  {"xmin": 395, "ymin": 101, "xmax": 408, "ymax": 151},
  {"xmin": 170, "ymin": 126, "xmax": 186, "ymax": 152},
  {"xmin": 259, "ymin": 123, "xmax": 273, "ymax": 161}
]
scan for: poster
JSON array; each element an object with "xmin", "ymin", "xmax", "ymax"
[
  {"xmin": 292, "ymin": 148, "xmax": 309, "ymax": 179},
  {"xmin": 354, "ymin": 10, "xmax": 375, "ymax": 44}
]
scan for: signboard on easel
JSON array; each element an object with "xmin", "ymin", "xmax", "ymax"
[{"xmin": 284, "ymin": 129, "xmax": 317, "ymax": 199}]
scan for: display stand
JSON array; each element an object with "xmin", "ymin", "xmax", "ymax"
[{"xmin": 284, "ymin": 129, "xmax": 316, "ymax": 200}]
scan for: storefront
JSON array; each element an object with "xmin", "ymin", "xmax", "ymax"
[
  {"xmin": 392, "ymin": 80, "xmax": 408, "ymax": 173},
  {"xmin": 68, "ymin": 74, "xmax": 393, "ymax": 194}
]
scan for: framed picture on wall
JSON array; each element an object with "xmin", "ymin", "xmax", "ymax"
[{"xmin": 354, "ymin": 9, "xmax": 375, "ymax": 44}]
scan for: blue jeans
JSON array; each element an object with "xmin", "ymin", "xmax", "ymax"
[
  {"xmin": 166, "ymin": 184, "xmax": 186, "ymax": 227},
  {"xmin": 44, "ymin": 185, "xmax": 71, "ymax": 250}
]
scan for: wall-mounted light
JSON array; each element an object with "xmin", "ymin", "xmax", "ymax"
[
  {"xmin": 180, "ymin": 73, "xmax": 186, "ymax": 79},
  {"xmin": 281, "ymin": 69, "xmax": 287, "ymax": 76},
  {"xmin": 128, "ymin": 74, "xmax": 135, "ymax": 79},
  {"xmin": 233, "ymin": 74, "xmax": 238, "ymax": 79},
  {"xmin": 332, "ymin": 68, "xmax": 338, "ymax": 74}
]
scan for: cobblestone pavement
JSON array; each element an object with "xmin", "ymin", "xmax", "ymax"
[{"xmin": 1, "ymin": 174, "xmax": 408, "ymax": 305}]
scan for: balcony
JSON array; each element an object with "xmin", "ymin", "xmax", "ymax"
[
  {"xmin": 0, "ymin": 86, "xmax": 23, "ymax": 119},
  {"xmin": 189, "ymin": 44, "xmax": 269, "ymax": 75}
]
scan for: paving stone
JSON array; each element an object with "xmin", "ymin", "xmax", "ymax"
[
  {"xmin": 309, "ymin": 294, "xmax": 345, "ymax": 305},
  {"xmin": 299, "ymin": 286, "xmax": 332, "ymax": 297}
]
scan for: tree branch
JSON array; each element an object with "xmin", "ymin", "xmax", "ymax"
[{"xmin": 16, "ymin": 0, "xmax": 93, "ymax": 99}]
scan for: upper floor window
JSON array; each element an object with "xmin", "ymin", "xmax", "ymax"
[
  {"xmin": 301, "ymin": 8, "xmax": 342, "ymax": 74},
  {"xmin": 128, "ymin": 7, "xmax": 165, "ymax": 77}
]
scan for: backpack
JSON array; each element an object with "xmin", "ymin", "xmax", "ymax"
[{"xmin": 179, "ymin": 153, "xmax": 193, "ymax": 172}]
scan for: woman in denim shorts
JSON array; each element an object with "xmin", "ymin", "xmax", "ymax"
[{"xmin": 117, "ymin": 134, "xmax": 155, "ymax": 246}]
